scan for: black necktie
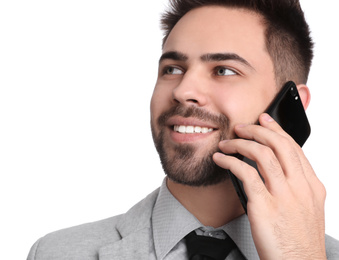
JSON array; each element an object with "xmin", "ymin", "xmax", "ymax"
[{"xmin": 185, "ymin": 230, "xmax": 237, "ymax": 260}]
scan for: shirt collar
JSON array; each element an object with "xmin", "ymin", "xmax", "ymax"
[
  {"xmin": 152, "ymin": 178, "xmax": 201, "ymax": 259},
  {"xmin": 151, "ymin": 178, "xmax": 259, "ymax": 260},
  {"xmin": 222, "ymin": 214, "xmax": 260, "ymax": 259}
]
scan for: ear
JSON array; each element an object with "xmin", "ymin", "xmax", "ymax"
[{"xmin": 296, "ymin": 84, "xmax": 311, "ymax": 110}]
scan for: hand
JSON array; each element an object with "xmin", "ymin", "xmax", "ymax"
[{"xmin": 213, "ymin": 113, "xmax": 326, "ymax": 260}]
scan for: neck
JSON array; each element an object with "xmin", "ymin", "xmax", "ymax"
[{"xmin": 166, "ymin": 177, "xmax": 245, "ymax": 228}]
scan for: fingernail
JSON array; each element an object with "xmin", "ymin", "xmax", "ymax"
[
  {"xmin": 220, "ymin": 139, "xmax": 230, "ymax": 144},
  {"xmin": 262, "ymin": 113, "xmax": 274, "ymax": 122},
  {"xmin": 237, "ymin": 124, "xmax": 248, "ymax": 128},
  {"xmin": 213, "ymin": 152, "xmax": 224, "ymax": 158}
]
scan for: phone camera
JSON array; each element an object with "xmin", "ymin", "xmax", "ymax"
[{"xmin": 290, "ymin": 86, "xmax": 298, "ymax": 97}]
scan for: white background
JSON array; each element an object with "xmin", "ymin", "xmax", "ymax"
[{"xmin": 0, "ymin": 0, "xmax": 338, "ymax": 259}]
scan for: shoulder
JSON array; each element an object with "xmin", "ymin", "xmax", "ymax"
[
  {"xmin": 27, "ymin": 187, "xmax": 161, "ymax": 260},
  {"xmin": 27, "ymin": 215, "xmax": 123, "ymax": 260},
  {"xmin": 325, "ymin": 234, "xmax": 339, "ymax": 259}
]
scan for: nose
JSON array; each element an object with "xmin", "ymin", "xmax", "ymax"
[{"xmin": 172, "ymin": 72, "xmax": 208, "ymax": 106}]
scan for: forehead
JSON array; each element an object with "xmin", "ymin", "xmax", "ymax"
[{"xmin": 163, "ymin": 6, "xmax": 270, "ymax": 68}]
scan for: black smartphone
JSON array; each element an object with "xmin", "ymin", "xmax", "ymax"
[{"xmin": 228, "ymin": 81, "xmax": 311, "ymax": 214}]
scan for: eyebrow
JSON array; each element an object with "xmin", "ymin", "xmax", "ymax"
[
  {"xmin": 159, "ymin": 51, "xmax": 255, "ymax": 71},
  {"xmin": 201, "ymin": 53, "xmax": 255, "ymax": 70},
  {"xmin": 159, "ymin": 51, "xmax": 188, "ymax": 63}
]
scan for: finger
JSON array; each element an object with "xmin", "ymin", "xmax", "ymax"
[
  {"xmin": 259, "ymin": 113, "xmax": 292, "ymax": 139},
  {"xmin": 258, "ymin": 113, "xmax": 321, "ymax": 187},
  {"xmin": 253, "ymin": 114, "xmax": 325, "ymax": 201},
  {"xmin": 213, "ymin": 152, "xmax": 272, "ymax": 203},
  {"xmin": 217, "ymin": 139, "xmax": 287, "ymax": 196},
  {"xmin": 234, "ymin": 121, "xmax": 305, "ymax": 182},
  {"xmin": 233, "ymin": 123, "xmax": 315, "ymax": 203}
]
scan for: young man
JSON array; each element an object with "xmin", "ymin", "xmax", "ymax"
[{"xmin": 28, "ymin": 0, "xmax": 339, "ymax": 259}]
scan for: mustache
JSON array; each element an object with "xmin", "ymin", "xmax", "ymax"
[{"xmin": 157, "ymin": 104, "xmax": 230, "ymax": 130}]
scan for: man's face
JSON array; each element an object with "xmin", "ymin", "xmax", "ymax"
[{"xmin": 151, "ymin": 6, "xmax": 277, "ymax": 186}]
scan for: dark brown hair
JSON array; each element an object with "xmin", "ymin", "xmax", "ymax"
[{"xmin": 160, "ymin": 0, "xmax": 313, "ymax": 86}]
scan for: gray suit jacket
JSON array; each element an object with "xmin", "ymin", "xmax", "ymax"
[{"xmin": 27, "ymin": 187, "xmax": 339, "ymax": 260}]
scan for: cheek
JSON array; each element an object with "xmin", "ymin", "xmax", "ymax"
[
  {"xmin": 150, "ymin": 83, "xmax": 172, "ymax": 125},
  {"xmin": 213, "ymin": 87, "xmax": 275, "ymax": 127},
  {"xmin": 150, "ymin": 91, "xmax": 160, "ymax": 126},
  {"xmin": 212, "ymin": 89, "xmax": 251, "ymax": 121}
]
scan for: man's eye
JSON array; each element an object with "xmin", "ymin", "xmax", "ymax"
[
  {"xmin": 164, "ymin": 67, "xmax": 183, "ymax": 75},
  {"xmin": 216, "ymin": 67, "xmax": 237, "ymax": 76}
]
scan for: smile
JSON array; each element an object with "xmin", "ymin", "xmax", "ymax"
[{"xmin": 173, "ymin": 125, "xmax": 214, "ymax": 134}]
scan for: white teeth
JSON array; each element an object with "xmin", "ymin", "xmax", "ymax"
[
  {"xmin": 186, "ymin": 126, "xmax": 194, "ymax": 133},
  {"xmin": 174, "ymin": 125, "xmax": 213, "ymax": 134},
  {"xmin": 202, "ymin": 127, "xmax": 209, "ymax": 133},
  {"xmin": 178, "ymin": 125, "xmax": 186, "ymax": 133}
]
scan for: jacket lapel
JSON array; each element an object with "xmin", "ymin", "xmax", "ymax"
[
  {"xmin": 98, "ymin": 228, "xmax": 150, "ymax": 260},
  {"xmin": 98, "ymin": 188, "xmax": 160, "ymax": 260}
]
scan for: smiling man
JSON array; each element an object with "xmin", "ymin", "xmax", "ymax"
[
  {"xmin": 151, "ymin": 5, "xmax": 278, "ymax": 189},
  {"xmin": 28, "ymin": 0, "xmax": 339, "ymax": 259}
]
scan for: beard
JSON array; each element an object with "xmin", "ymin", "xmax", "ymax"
[{"xmin": 151, "ymin": 105, "xmax": 231, "ymax": 187}]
